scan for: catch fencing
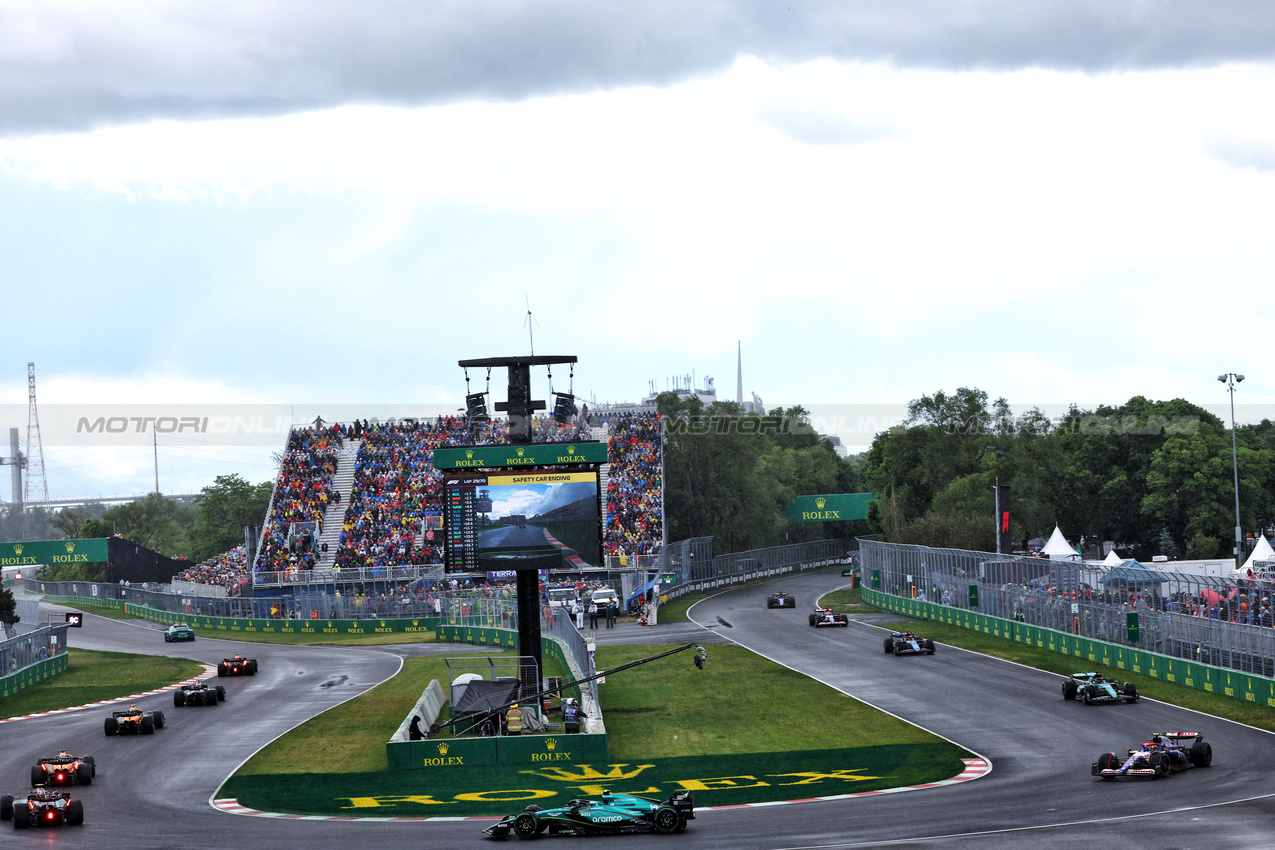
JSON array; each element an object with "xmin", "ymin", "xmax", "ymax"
[
  {"xmin": 664, "ymin": 537, "xmax": 857, "ymax": 602},
  {"xmin": 859, "ymin": 539, "xmax": 1275, "ymax": 679},
  {"xmin": 1, "ymin": 623, "xmax": 71, "ymax": 699}
]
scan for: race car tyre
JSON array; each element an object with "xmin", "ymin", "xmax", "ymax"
[
  {"xmin": 1096, "ymin": 752, "xmax": 1117, "ymax": 775},
  {"xmin": 85, "ymin": 756, "xmax": 95, "ymax": 776},
  {"xmin": 809, "ymin": 615, "xmax": 817, "ymax": 627},
  {"xmin": 247, "ymin": 661, "xmax": 258, "ymax": 674},
  {"xmin": 0, "ymin": 794, "xmax": 12, "ymax": 820},
  {"xmin": 893, "ymin": 644, "xmax": 902, "ymax": 656},
  {"xmin": 31, "ymin": 766, "xmax": 42, "ymax": 787},
  {"xmin": 1082, "ymin": 687, "xmax": 1095, "ymax": 705},
  {"xmin": 174, "ymin": 691, "xmax": 186, "ymax": 707},
  {"xmin": 164, "ymin": 634, "xmax": 171, "ymax": 642},
  {"xmin": 653, "ymin": 805, "xmax": 681, "ymax": 834},
  {"xmin": 77, "ymin": 763, "xmax": 92, "ymax": 785},
  {"xmin": 104, "ymin": 717, "xmax": 117, "ymax": 736},
  {"xmin": 206, "ymin": 691, "xmax": 218, "ymax": 706},
  {"xmin": 512, "ymin": 812, "xmax": 539, "ymax": 839},
  {"xmin": 1062, "ymin": 680, "xmax": 1077, "ymax": 700},
  {"xmin": 924, "ymin": 639, "xmax": 936, "ymax": 653},
  {"xmin": 1123, "ymin": 683, "xmax": 1139, "ymax": 702},
  {"xmin": 141, "ymin": 714, "xmax": 154, "ymax": 735},
  {"xmin": 215, "ymin": 686, "xmax": 226, "ymax": 701},
  {"xmin": 155, "ymin": 711, "xmax": 166, "ymax": 728},
  {"xmin": 884, "ymin": 638, "xmax": 894, "ymax": 654},
  {"xmin": 1190, "ymin": 741, "xmax": 1213, "ymax": 768},
  {"xmin": 12, "ymin": 803, "xmax": 29, "ymax": 829},
  {"xmin": 66, "ymin": 799, "xmax": 84, "ymax": 826},
  {"xmin": 218, "ymin": 665, "xmax": 228, "ymax": 677},
  {"xmin": 1151, "ymin": 752, "xmax": 1171, "ymax": 778},
  {"xmin": 767, "ymin": 600, "xmax": 775, "ymax": 608}
]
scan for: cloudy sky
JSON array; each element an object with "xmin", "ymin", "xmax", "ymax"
[{"xmin": 2, "ymin": 1, "xmax": 1274, "ymax": 501}]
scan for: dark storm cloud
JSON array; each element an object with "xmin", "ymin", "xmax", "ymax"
[{"xmin": 1, "ymin": 0, "xmax": 1271, "ymax": 136}]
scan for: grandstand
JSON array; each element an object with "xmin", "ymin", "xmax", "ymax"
[{"xmin": 175, "ymin": 411, "xmax": 664, "ymax": 596}]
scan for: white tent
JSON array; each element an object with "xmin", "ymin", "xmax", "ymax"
[
  {"xmin": 1234, "ymin": 535, "xmax": 1275, "ymax": 577},
  {"xmin": 1101, "ymin": 549, "xmax": 1123, "ymax": 567},
  {"xmin": 1042, "ymin": 525, "xmax": 1080, "ymax": 560}
]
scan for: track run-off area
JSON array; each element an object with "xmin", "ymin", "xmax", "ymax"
[{"xmin": 3, "ymin": 568, "xmax": 1274, "ymax": 848}]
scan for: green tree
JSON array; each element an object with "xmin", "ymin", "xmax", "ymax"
[
  {"xmin": 99, "ymin": 493, "xmax": 196, "ymax": 557},
  {"xmin": 0, "ymin": 584, "xmax": 18, "ymax": 626},
  {"xmin": 187, "ymin": 474, "xmax": 274, "ymax": 562}
]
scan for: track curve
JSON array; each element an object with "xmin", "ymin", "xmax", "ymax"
[{"xmin": 4, "ymin": 577, "xmax": 1275, "ymax": 848}]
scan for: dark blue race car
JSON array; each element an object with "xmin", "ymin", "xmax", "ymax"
[
  {"xmin": 483, "ymin": 790, "xmax": 694, "ymax": 838},
  {"xmin": 883, "ymin": 631, "xmax": 935, "ymax": 655},
  {"xmin": 1092, "ymin": 732, "xmax": 1212, "ymax": 779}
]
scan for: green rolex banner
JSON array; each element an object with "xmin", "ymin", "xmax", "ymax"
[
  {"xmin": 433, "ymin": 442, "xmax": 608, "ymax": 470},
  {"xmin": 0, "ymin": 538, "xmax": 109, "ymax": 567},
  {"xmin": 785, "ymin": 493, "xmax": 873, "ymax": 522}
]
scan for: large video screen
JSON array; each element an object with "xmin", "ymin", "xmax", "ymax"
[{"xmin": 444, "ymin": 468, "xmax": 602, "ymax": 573}]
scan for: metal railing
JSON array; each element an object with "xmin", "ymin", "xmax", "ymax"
[
  {"xmin": 859, "ymin": 539, "xmax": 1275, "ymax": 678},
  {"xmin": 1, "ymin": 624, "xmax": 70, "ymax": 678},
  {"xmin": 663, "ymin": 537, "xmax": 857, "ymax": 601}
]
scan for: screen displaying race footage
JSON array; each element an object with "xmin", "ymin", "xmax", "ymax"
[{"xmin": 444, "ymin": 468, "xmax": 603, "ymax": 573}]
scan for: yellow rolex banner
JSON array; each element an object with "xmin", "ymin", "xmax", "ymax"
[
  {"xmin": 1, "ymin": 538, "xmax": 109, "ymax": 566},
  {"xmin": 785, "ymin": 494, "xmax": 872, "ymax": 522}
]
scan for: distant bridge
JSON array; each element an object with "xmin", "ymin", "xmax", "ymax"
[{"xmin": 2, "ymin": 494, "xmax": 199, "ymax": 510}]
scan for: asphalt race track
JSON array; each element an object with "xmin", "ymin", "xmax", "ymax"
[{"xmin": 4, "ymin": 573, "xmax": 1275, "ymax": 848}]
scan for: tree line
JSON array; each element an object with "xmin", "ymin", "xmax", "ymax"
[{"xmin": 862, "ymin": 387, "xmax": 1275, "ymax": 561}]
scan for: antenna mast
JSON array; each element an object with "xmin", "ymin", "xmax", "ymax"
[
  {"xmin": 524, "ymin": 295, "xmax": 538, "ymax": 356},
  {"xmin": 25, "ymin": 362, "xmax": 50, "ymax": 509}
]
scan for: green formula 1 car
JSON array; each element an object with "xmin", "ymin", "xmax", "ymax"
[
  {"xmin": 1062, "ymin": 672, "xmax": 1139, "ymax": 705},
  {"xmin": 484, "ymin": 790, "xmax": 694, "ymax": 838}
]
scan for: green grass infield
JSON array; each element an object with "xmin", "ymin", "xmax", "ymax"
[
  {"xmin": 220, "ymin": 742, "xmax": 968, "ymax": 818},
  {"xmin": 1, "ymin": 649, "xmax": 203, "ymax": 718}
]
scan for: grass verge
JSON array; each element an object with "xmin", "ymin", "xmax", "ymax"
[
  {"xmin": 0, "ymin": 649, "xmax": 203, "ymax": 718},
  {"xmin": 878, "ymin": 618, "xmax": 1275, "ymax": 734}
]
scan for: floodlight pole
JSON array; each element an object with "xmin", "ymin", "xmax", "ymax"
[{"xmin": 1219, "ymin": 373, "xmax": 1245, "ymax": 566}]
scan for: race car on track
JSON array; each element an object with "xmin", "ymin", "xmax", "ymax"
[
  {"xmin": 30, "ymin": 752, "xmax": 95, "ymax": 787},
  {"xmin": 1062, "ymin": 672, "xmax": 1139, "ymax": 705},
  {"xmin": 1, "ymin": 788, "xmax": 85, "ymax": 828},
  {"xmin": 1092, "ymin": 732, "xmax": 1212, "ymax": 779},
  {"xmin": 218, "ymin": 655, "xmax": 258, "ymax": 676},
  {"xmin": 174, "ymin": 681, "xmax": 226, "ymax": 707},
  {"xmin": 883, "ymin": 631, "xmax": 936, "ymax": 655},
  {"xmin": 164, "ymin": 622, "xmax": 196, "ymax": 642},
  {"xmin": 808, "ymin": 607, "xmax": 849, "ymax": 627},
  {"xmin": 104, "ymin": 705, "xmax": 166, "ymax": 736},
  {"xmin": 483, "ymin": 790, "xmax": 695, "ymax": 838},
  {"xmin": 767, "ymin": 591, "xmax": 796, "ymax": 608}
]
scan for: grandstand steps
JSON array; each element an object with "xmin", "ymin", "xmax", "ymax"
[
  {"xmin": 592, "ymin": 423, "xmax": 611, "ymax": 537},
  {"xmin": 315, "ymin": 438, "xmax": 361, "ymax": 566}
]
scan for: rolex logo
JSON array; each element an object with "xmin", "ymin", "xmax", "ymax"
[
  {"xmin": 13, "ymin": 544, "xmax": 22, "ymax": 555},
  {"xmin": 438, "ymin": 743, "xmax": 449, "ymax": 755},
  {"xmin": 65, "ymin": 542, "xmax": 75, "ymax": 552},
  {"xmin": 815, "ymin": 497, "xmax": 827, "ymax": 509},
  {"xmin": 465, "ymin": 449, "xmax": 474, "ymax": 458},
  {"xmin": 516, "ymin": 447, "xmax": 525, "ymax": 456},
  {"xmin": 546, "ymin": 738, "xmax": 557, "ymax": 751},
  {"xmin": 567, "ymin": 446, "xmax": 575, "ymax": 455}
]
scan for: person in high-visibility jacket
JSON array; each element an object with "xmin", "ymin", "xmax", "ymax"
[{"xmin": 506, "ymin": 703, "xmax": 523, "ymax": 735}]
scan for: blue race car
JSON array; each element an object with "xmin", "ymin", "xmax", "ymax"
[
  {"xmin": 483, "ymin": 790, "xmax": 694, "ymax": 838},
  {"xmin": 1062, "ymin": 672, "xmax": 1138, "ymax": 705},
  {"xmin": 883, "ymin": 631, "xmax": 935, "ymax": 655},
  {"xmin": 1092, "ymin": 732, "xmax": 1212, "ymax": 779}
]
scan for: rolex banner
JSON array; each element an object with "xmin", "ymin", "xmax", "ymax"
[
  {"xmin": 785, "ymin": 493, "xmax": 873, "ymax": 522},
  {"xmin": 1, "ymin": 538, "xmax": 109, "ymax": 567}
]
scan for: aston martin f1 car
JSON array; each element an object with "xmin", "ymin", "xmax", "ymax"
[
  {"xmin": 104, "ymin": 705, "xmax": 166, "ymax": 736},
  {"xmin": 30, "ymin": 752, "xmax": 95, "ymax": 787},
  {"xmin": 883, "ymin": 631, "xmax": 935, "ymax": 655},
  {"xmin": 767, "ymin": 591, "xmax": 796, "ymax": 608},
  {"xmin": 808, "ymin": 607, "xmax": 849, "ymax": 627},
  {"xmin": 1, "ymin": 788, "xmax": 85, "ymax": 828},
  {"xmin": 218, "ymin": 655, "xmax": 258, "ymax": 676},
  {"xmin": 1092, "ymin": 732, "xmax": 1212, "ymax": 779},
  {"xmin": 484, "ymin": 790, "xmax": 694, "ymax": 838},
  {"xmin": 164, "ymin": 622, "xmax": 196, "ymax": 642},
  {"xmin": 174, "ymin": 681, "xmax": 226, "ymax": 707},
  {"xmin": 1062, "ymin": 672, "xmax": 1139, "ymax": 705}
]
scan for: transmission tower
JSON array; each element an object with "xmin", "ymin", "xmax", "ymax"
[{"xmin": 24, "ymin": 362, "xmax": 50, "ymax": 508}]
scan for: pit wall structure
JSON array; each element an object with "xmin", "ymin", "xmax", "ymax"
[
  {"xmin": 863, "ymin": 588, "xmax": 1275, "ymax": 708},
  {"xmin": 383, "ymin": 624, "xmax": 609, "ymax": 772}
]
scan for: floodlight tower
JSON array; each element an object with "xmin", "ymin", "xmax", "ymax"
[
  {"xmin": 457, "ymin": 354, "xmax": 579, "ymax": 690},
  {"xmin": 1219, "ymin": 372, "xmax": 1245, "ymax": 566}
]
